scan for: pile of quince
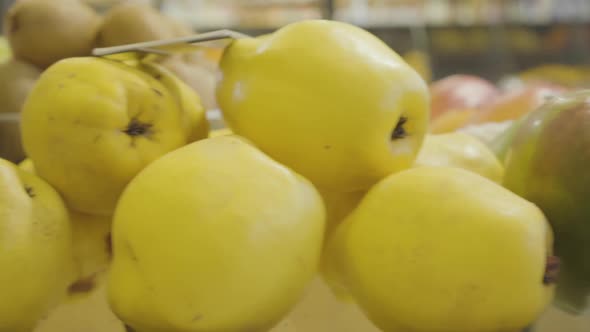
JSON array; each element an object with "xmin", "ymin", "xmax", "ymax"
[
  {"xmin": 0, "ymin": 0, "xmax": 218, "ymax": 162},
  {"xmin": 2, "ymin": 6, "xmax": 590, "ymax": 332}
]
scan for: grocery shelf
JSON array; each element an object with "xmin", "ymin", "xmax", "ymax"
[
  {"xmin": 1, "ymin": 0, "xmax": 589, "ymax": 82},
  {"xmin": 188, "ymin": 22, "xmax": 590, "ymax": 33}
]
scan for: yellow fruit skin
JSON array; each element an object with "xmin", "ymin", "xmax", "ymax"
[
  {"xmin": 328, "ymin": 167, "xmax": 554, "ymax": 332},
  {"xmin": 139, "ymin": 61, "xmax": 209, "ymax": 142},
  {"xmin": 0, "ymin": 158, "xmax": 72, "ymax": 332},
  {"xmin": 18, "ymin": 158, "xmax": 35, "ymax": 173},
  {"xmin": 414, "ymin": 132, "xmax": 505, "ymax": 183},
  {"xmin": 66, "ymin": 211, "xmax": 112, "ymax": 301},
  {"xmin": 15, "ymin": 159, "xmax": 111, "ymax": 301},
  {"xmin": 0, "ymin": 37, "xmax": 11, "ymax": 63},
  {"xmin": 208, "ymin": 128, "xmax": 233, "ymax": 138},
  {"xmin": 318, "ymin": 189, "xmax": 366, "ymax": 302},
  {"xmin": 21, "ymin": 57, "xmax": 207, "ymax": 216},
  {"xmin": 108, "ymin": 136, "xmax": 325, "ymax": 332},
  {"xmin": 320, "ymin": 189, "xmax": 366, "ymax": 239},
  {"xmin": 218, "ymin": 20, "xmax": 429, "ymax": 192}
]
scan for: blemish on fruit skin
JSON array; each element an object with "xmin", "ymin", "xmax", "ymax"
[
  {"xmin": 68, "ymin": 275, "xmax": 96, "ymax": 294},
  {"xmin": 192, "ymin": 314, "xmax": 203, "ymax": 322},
  {"xmin": 124, "ymin": 325, "xmax": 136, "ymax": 332},
  {"xmin": 93, "ymin": 134, "xmax": 102, "ymax": 144},
  {"xmin": 25, "ymin": 186, "xmax": 35, "ymax": 198},
  {"xmin": 126, "ymin": 240, "xmax": 139, "ymax": 262},
  {"xmin": 105, "ymin": 232, "xmax": 113, "ymax": 258},
  {"xmin": 67, "ymin": 73, "xmax": 76, "ymax": 79},
  {"xmin": 324, "ymin": 145, "xmax": 332, "ymax": 150},
  {"xmin": 152, "ymin": 88, "xmax": 163, "ymax": 97}
]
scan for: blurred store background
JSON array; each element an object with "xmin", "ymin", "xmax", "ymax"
[
  {"xmin": 1, "ymin": 2, "xmax": 590, "ymax": 332},
  {"xmin": 3, "ymin": 0, "xmax": 589, "ymax": 83},
  {"xmin": 156, "ymin": 0, "xmax": 590, "ymax": 83}
]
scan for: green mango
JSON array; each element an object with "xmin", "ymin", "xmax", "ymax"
[{"xmin": 503, "ymin": 90, "xmax": 590, "ymax": 314}]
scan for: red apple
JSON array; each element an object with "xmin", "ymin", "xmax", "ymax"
[{"xmin": 430, "ymin": 74, "xmax": 500, "ymax": 120}]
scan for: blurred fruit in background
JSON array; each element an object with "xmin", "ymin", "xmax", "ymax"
[
  {"xmin": 0, "ymin": 59, "xmax": 41, "ymax": 114},
  {"xmin": 429, "ymin": 74, "xmax": 500, "ymax": 133},
  {"xmin": 0, "ymin": 59, "xmax": 42, "ymax": 162},
  {"xmin": 93, "ymin": 1, "xmax": 219, "ymax": 111},
  {"xmin": 420, "ymin": 65, "xmax": 582, "ymax": 135},
  {"xmin": 3, "ymin": 0, "xmax": 102, "ymax": 68},
  {"xmin": 157, "ymin": 52, "xmax": 219, "ymax": 110},
  {"xmin": 0, "ymin": 113, "xmax": 23, "ymax": 163},
  {"xmin": 96, "ymin": 2, "xmax": 184, "ymax": 47},
  {"xmin": 430, "ymin": 74, "xmax": 500, "ymax": 119},
  {"xmin": 472, "ymin": 83, "xmax": 567, "ymax": 124},
  {"xmin": 161, "ymin": 12, "xmax": 194, "ymax": 37}
]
